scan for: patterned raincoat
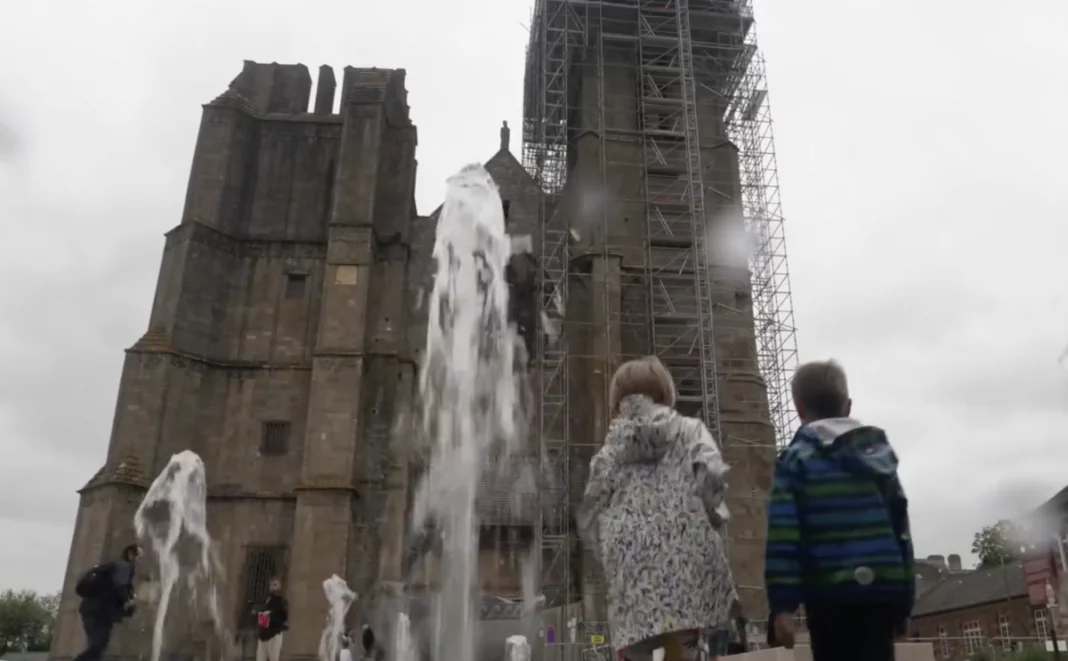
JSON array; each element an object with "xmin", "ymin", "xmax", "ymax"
[{"xmin": 577, "ymin": 394, "xmax": 737, "ymax": 653}]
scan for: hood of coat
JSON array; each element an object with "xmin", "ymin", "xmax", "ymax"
[
  {"xmin": 608, "ymin": 395, "xmax": 681, "ymax": 465},
  {"xmin": 798, "ymin": 417, "xmax": 898, "ymax": 479}
]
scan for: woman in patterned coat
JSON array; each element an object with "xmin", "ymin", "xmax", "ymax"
[{"xmin": 577, "ymin": 356, "xmax": 737, "ymax": 661}]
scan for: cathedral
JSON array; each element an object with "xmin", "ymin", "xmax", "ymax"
[
  {"xmin": 49, "ymin": 61, "xmax": 569, "ymax": 661},
  {"xmin": 50, "ymin": 0, "xmax": 786, "ymax": 647}
]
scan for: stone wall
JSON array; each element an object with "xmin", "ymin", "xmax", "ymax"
[
  {"xmin": 53, "ymin": 45, "xmax": 783, "ymax": 661},
  {"xmin": 51, "ymin": 61, "xmax": 418, "ymax": 661}
]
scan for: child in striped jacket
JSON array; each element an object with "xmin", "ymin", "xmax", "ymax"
[{"xmin": 764, "ymin": 360, "xmax": 914, "ymax": 661}]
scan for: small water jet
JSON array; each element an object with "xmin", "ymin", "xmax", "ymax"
[
  {"xmin": 133, "ymin": 450, "xmax": 225, "ymax": 661},
  {"xmin": 505, "ymin": 636, "xmax": 530, "ymax": 661},
  {"xmin": 411, "ymin": 164, "xmax": 526, "ymax": 661},
  {"xmin": 395, "ymin": 613, "xmax": 415, "ymax": 661},
  {"xmin": 319, "ymin": 575, "xmax": 357, "ymax": 661}
]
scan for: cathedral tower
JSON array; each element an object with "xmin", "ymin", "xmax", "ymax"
[{"xmin": 51, "ymin": 60, "xmax": 420, "ymax": 661}]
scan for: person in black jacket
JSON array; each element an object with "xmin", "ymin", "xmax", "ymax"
[
  {"xmin": 74, "ymin": 543, "xmax": 141, "ymax": 661},
  {"xmin": 360, "ymin": 625, "xmax": 385, "ymax": 661},
  {"xmin": 254, "ymin": 578, "xmax": 288, "ymax": 661}
]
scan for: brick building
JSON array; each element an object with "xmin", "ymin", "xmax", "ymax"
[{"xmin": 911, "ymin": 560, "xmax": 1058, "ymax": 659}]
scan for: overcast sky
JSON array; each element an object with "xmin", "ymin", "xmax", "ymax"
[{"xmin": 1, "ymin": 0, "xmax": 1066, "ymax": 593}]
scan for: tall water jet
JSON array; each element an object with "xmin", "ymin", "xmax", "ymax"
[
  {"xmin": 133, "ymin": 450, "xmax": 225, "ymax": 661},
  {"xmin": 319, "ymin": 575, "xmax": 357, "ymax": 661},
  {"xmin": 412, "ymin": 164, "xmax": 525, "ymax": 661}
]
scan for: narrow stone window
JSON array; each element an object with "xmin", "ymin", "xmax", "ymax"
[
  {"xmin": 238, "ymin": 546, "xmax": 286, "ymax": 628},
  {"xmin": 261, "ymin": 421, "xmax": 291, "ymax": 456},
  {"xmin": 285, "ymin": 273, "xmax": 307, "ymax": 299},
  {"xmin": 501, "ymin": 199, "xmax": 511, "ymax": 223}
]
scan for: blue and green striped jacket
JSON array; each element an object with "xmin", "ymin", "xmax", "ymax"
[{"xmin": 764, "ymin": 418, "xmax": 915, "ymax": 618}]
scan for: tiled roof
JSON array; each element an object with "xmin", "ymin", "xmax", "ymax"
[
  {"xmin": 913, "ymin": 562, "xmax": 1026, "ymax": 617},
  {"xmin": 1027, "ymin": 484, "xmax": 1068, "ymax": 523},
  {"xmin": 80, "ymin": 453, "xmax": 150, "ymax": 491},
  {"xmin": 130, "ymin": 326, "xmax": 171, "ymax": 352},
  {"xmin": 207, "ymin": 88, "xmax": 258, "ymax": 114}
]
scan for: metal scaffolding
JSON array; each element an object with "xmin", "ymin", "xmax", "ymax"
[{"xmin": 522, "ymin": 0, "xmax": 798, "ymax": 652}]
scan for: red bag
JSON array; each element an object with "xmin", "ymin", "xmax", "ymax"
[{"xmin": 257, "ymin": 611, "xmax": 271, "ymax": 629}]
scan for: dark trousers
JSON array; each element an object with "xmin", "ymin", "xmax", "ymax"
[
  {"xmin": 806, "ymin": 603, "xmax": 898, "ymax": 661},
  {"xmin": 73, "ymin": 612, "xmax": 113, "ymax": 661}
]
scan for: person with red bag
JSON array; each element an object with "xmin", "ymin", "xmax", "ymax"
[{"xmin": 252, "ymin": 578, "xmax": 289, "ymax": 661}]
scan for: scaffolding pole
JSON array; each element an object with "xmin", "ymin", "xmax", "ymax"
[{"xmin": 523, "ymin": 0, "xmax": 799, "ymax": 653}]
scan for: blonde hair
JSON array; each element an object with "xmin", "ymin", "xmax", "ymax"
[{"xmin": 608, "ymin": 356, "xmax": 677, "ymax": 414}]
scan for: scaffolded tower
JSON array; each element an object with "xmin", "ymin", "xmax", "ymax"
[{"xmin": 522, "ymin": 0, "xmax": 798, "ymax": 653}]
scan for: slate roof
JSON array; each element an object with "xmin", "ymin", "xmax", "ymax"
[
  {"xmin": 130, "ymin": 326, "xmax": 171, "ymax": 352},
  {"xmin": 207, "ymin": 88, "xmax": 259, "ymax": 115},
  {"xmin": 1024, "ymin": 484, "xmax": 1068, "ymax": 533},
  {"xmin": 424, "ymin": 130, "xmax": 556, "ymax": 224},
  {"xmin": 1037, "ymin": 485, "xmax": 1068, "ymax": 513},
  {"xmin": 912, "ymin": 561, "xmax": 1027, "ymax": 617},
  {"xmin": 80, "ymin": 453, "xmax": 150, "ymax": 492}
]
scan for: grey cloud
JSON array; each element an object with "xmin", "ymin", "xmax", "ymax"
[
  {"xmin": 0, "ymin": 520, "xmax": 72, "ymax": 593},
  {"xmin": 780, "ymin": 0, "xmax": 1068, "ymax": 560},
  {"xmin": 0, "ymin": 0, "xmax": 528, "ymax": 593},
  {"xmin": 0, "ymin": 117, "xmax": 20, "ymax": 159},
  {"xmin": 2, "ymin": 0, "xmax": 1067, "ymax": 593}
]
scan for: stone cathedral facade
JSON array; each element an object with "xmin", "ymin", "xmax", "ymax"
[
  {"xmin": 50, "ymin": 60, "xmax": 551, "ymax": 661},
  {"xmin": 50, "ymin": 52, "xmax": 777, "ymax": 661}
]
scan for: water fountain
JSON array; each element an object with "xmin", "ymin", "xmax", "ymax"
[
  {"xmin": 395, "ymin": 613, "xmax": 415, "ymax": 661},
  {"xmin": 409, "ymin": 164, "xmax": 526, "ymax": 661},
  {"xmin": 133, "ymin": 450, "xmax": 226, "ymax": 661},
  {"xmin": 319, "ymin": 575, "xmax": 357, "ymax": 661},
  {"xmin": 504, "ymin": 636, "xmax": 530, "ymax": 661}
]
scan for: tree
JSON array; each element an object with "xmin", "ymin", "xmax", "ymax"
[
  {"xmin": 29, "ymin": 592, "xmax": 59, "ymax": 652},
  {"xmin": 972, "ymin": 519, "xmax": 1021, "ymax": 569},
  {"xmin": 0, "ymin": 589, "xmax": 58, "ymax": 655}
]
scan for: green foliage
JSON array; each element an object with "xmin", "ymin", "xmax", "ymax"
[
  {"xmin": 973, "ymin": 519, "xmax": 1021, "ymax": 569},
  {"xmin": 969, "ymin": 647, "xmax": 1053, "ymax": 661},
  {"xmin": 0, "ymin": 589, "xmax": 59, "ymax": 655},
  {"xmin": 1015, "ymin": 649, "xmax": 1054, "ymax": 661}
]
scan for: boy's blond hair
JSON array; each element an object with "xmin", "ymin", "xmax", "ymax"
[{"xmin": 608, "ymin": 356, "xmax": 677, "ymax": 414}]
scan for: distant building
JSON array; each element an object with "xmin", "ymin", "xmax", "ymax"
[
  {"xmin": 915, "ymin": 554, "xmax": 970, "ymax": 598},
  {"xmin": 911, "ymin": 561, "xmax": 1052, "ymax": 660},
  {"xmin": 1022, "ymin": 484, "xmax": 1068, "ymax": 573},
  {"xmin": 895, "ymin": 486, "xmax": 1068, "ymax": 659}
]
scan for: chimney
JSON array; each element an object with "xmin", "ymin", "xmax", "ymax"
[
  {"xmin": 500, "ymin": 120, "xmax": 510, "ymax": 152},
  {"xmin": 948, "ymin": 554, "xmax": 963, "ymax": 572},
  {"xmin": 314, "ymin": 65, "xmax": 336, "ymax": 115},
  {"xmin": 927, "ymin": 554, "xmax": 947, "ymax": 570}
]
